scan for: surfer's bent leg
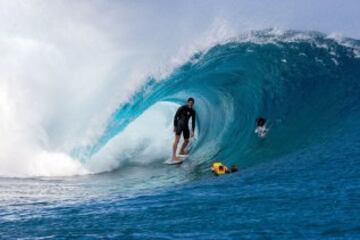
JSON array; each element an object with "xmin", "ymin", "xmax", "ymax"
[
  {"xmin": 180, "ymin": 127, "xmax": 190, "ymax": 155},
  {"xmin": 172, "ymin": 127, "xmax": 182, "ymax": 160}
]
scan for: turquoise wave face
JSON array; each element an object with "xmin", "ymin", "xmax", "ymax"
[{"xmin": 84, "ymin": 31, "xmax": 360, "ymax": 172}]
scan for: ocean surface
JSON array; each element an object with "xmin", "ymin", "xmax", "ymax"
[{"xmin": 1, "ymin": 30, "xmax": 360, "ymax": 239}]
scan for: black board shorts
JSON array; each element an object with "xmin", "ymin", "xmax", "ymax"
[{"xmin": 176, "ymin": 124, "xmax": 190, "ymax": 139}]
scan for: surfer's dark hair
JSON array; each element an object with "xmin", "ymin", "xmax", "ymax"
[
  {"xmin": 187, "ymin": 97, "xmax": 195, "ymax": 103},
  {"xmin": 256, "ymin": 117, "xmax": 266, "ymax": 127}
]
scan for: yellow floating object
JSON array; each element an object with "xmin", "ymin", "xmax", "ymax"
[{"xmin": 211, "ymin": 162, "xmax": 229, "ymax": 175}]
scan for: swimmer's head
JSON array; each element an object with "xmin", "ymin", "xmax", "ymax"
[
  {"xmin": 256, "ymin": 117, "xmax": 266, "ymax": 127},
  {"xmin": 187, "ymin": 97, "xmax": 195, "ymax": 108},
  {"xmin": 231, "ymin": 165, "xmax": 238, "ymax": 173}
]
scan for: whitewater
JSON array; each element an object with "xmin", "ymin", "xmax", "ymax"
[{"xmin": 1, "ymin": 1, "xmax": 360, "ymax": 239}]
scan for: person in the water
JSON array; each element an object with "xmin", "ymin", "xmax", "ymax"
[
  {"xmin": 172, "ymin": 97, "xmax": 196, "ymax": 161},
  {"xmin": 255, "ymin": 117, "xmax": 268, "ymax": 138},
  {"xmin": 211, "ymin": 161, "xmax": 238, "ymax": 176}
]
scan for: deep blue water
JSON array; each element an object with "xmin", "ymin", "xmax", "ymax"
[
  {"xmin": 1, "ymin": 129, "xmax": 359, "ymax": 239},
  {"xmin": 1, "ymin": 30, "xmax": 360, "ymax": 239}
]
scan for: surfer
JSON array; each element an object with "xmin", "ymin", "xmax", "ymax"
[
  {"xmin": 255, "ymin": 117, "xmax": 268, "ymax": 138},
  {"xmin": 172, "ymin": 97, "xmax": 196, "ymax": 161}
]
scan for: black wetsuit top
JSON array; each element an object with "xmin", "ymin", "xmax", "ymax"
[{"xmin": 173, "ymin": 105, "xmax": 196, "ymax": 139}]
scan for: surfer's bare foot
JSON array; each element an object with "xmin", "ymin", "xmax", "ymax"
[{"xmin": 172, "ymin": 156, "xmax": 180, "ymax": 161}]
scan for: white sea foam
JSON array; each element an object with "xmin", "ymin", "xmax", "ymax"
[{"xmin": 86, "ymin": 102, "xmax": 178, "ymax": 173}]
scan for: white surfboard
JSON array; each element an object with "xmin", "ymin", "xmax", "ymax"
[
  {"xmin": 164, "ymin": 154, "xmax": 189, "ymax": 165},
  {"xmin": 164, "ymin": 159, "xmax": 184, "ymax": 165}
]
